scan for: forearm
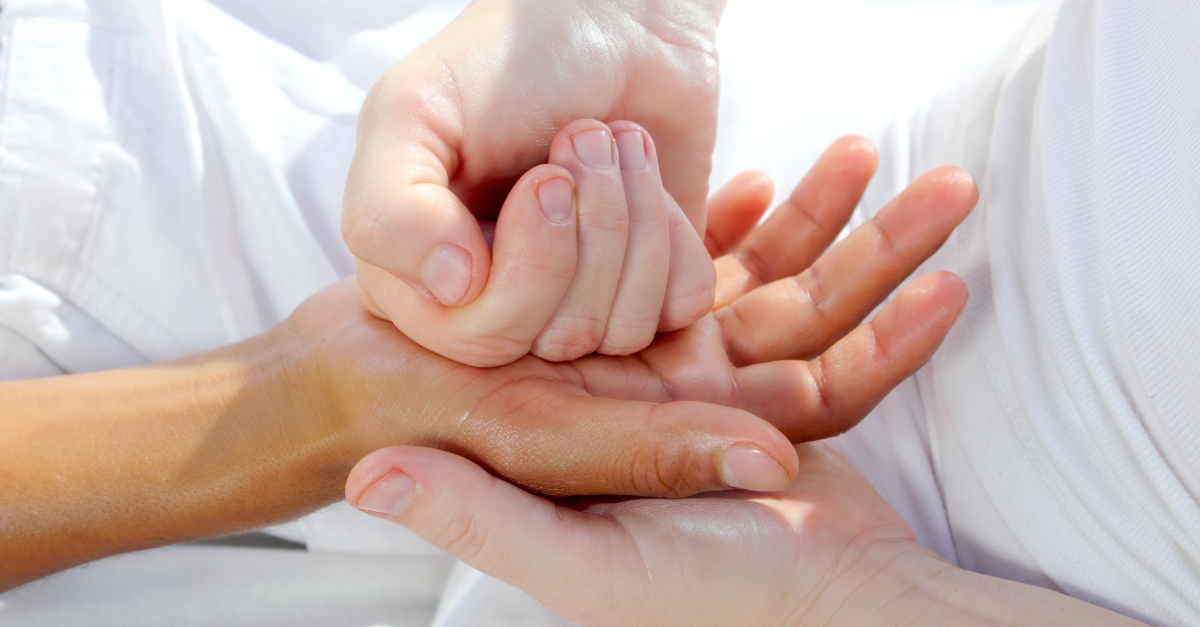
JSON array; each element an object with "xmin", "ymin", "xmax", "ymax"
[
  {"xmin": 0, "ymin": 331, "xmax": 355, "ymax": 591},
  {"xmin": 918, "ymin": 564, "xmax": 1145, "ymax": 626},
  {"xmin": 814, "ymin": 543, "xmax": 1147, "ymax": 627}
]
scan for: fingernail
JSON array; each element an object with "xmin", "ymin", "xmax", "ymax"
[
  {"xmin": 419, "ymin": 244, "xmax": 472, "ymax": 307},
  {"xmin": 356, "ymin": 470, "xmax": 415, "ymax": 518},
  {"xmin": 571, "ymin": 129, "xmax": 613, "ymax": 168},
  {"xmin": 614, "ymin": 131, "xmax": 647, "ymax": 170},
  {"xmin": 538, "ymin": 177, "xmax": 574, "ymax": 224},
  {"xmin": 720, "ymin": 444, "xmax": 791, "ymax": 492}
]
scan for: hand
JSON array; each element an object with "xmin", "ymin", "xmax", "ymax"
[
  {"xmin": 347, "ymin": 442, "xmax": 1146, "ymax": 627},
  {"xmin": 316, "ymin": 136, "xmax": 976, "ymax": 498},
  {"xmin": 343, "ymin": 0, "xmax": 726, "ymax": 357},
  {"xmin": 357, "ymin": 120, "xmax": 716, "ymax": 367},
  {"xmin": 0, "ymin": 137, "xmax": 971, "ymax": 590}
]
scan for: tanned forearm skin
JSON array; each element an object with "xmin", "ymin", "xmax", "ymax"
[{"xmin": 0, "ymin": 331, "xmax": 354, "ymax": 591}]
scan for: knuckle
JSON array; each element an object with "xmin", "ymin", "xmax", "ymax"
[
  {"xmin": 433, "ymin": 510, "xmax": 490, "ymax": 562},
  {"xmin": 715, "ymin": 304, "xmax": 760, "ymax": 368},
  {"xmin": 341, "ymin": 205, "xmax": 383, "ymax": 258},
  {"xmin": 533, "ymin": 335, "xmax": 600, "ymax": 362},
  {"xmin": 371, "ymin": 63, "xmax": 448, "ymax": 124},
  {"xmin": 622, "ymin": 442, "xmax": 706, "ymax": 498},
  {"xmin": 794, "ymin": 267, "xmax": 832, "ymax": 328},
  {"xmin": 661, "ymin": 279, "xmax": 717, "ymax": 331},
  {"xmin": 735, "ymin": 247, "xmax": 774, "ymax": 285},
  {"xmin": 581, "ymin": 201, "xmax": 630, "ymax": 234},
  {"xmin": 532, "ymin": 315, "xmax": 606, "ymax": 361},
  {"xmin": 628, "ymin": 199, "xmax": 670, "ymax": 227},
  {"xmin": 443, "ymin": 334, "xmax": 532, "ymax": 368},
  {"xmin": 598, "ymin": 321, "xmax": 656, "ymax": 356},
  {"xmin": 868, "ymin": 218, "xmax": 907, "ymax": 266},
  {"xmin": 523, "ymin": 253, "xmax": 578, "ymax": 284}
]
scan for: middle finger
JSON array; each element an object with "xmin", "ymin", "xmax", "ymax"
[{"xmin": 532, "ymin": 120, "xmax": 630, "ymax": 361}]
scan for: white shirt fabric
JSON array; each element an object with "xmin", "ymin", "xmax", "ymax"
[
  {"xmin": 0, "ymin": 0, "xmax": 459, "ymax": 374},
  {"xmin": 2, "ymin": 0, "xmax": 1197, "ymax": 626},
  {"xmin": 838, "ymin": 1, "xmax": 1200, "ymax": 623}
]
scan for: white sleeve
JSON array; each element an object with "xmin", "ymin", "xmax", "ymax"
[
  {"xmin": 0, "ymin": 324, "xmax": 62, "ymax": 381},
  {"xmin": 842, "ymin": 1, "xmax": 1200, "ymax": 623},
  {"xmin": 0, "ymin": 274, "xmax": 146, "ymax": 377}
]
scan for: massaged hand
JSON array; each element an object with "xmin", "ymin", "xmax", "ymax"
[
  {"xmin": 326, "ymin": 136, "xmax": 975, "ymax": 498},
  {"xmin": 342, "ymin": 0, "xmax": 727, "ymax": 366},
  {"xmin": 354, "ymin": 119, "xmax": 716, "ymax": 367},
  {"xmin": 341, "ymin": 132, "xmax": 974, "ymax": 499}
]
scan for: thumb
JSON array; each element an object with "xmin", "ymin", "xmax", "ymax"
[
  {"xmin": 346, "ymin": 447, "xmax": 625, "ymax": 604},
  {"xmin": 362, "ymin": 164, "xmax": 581, "ymax": 367},
  {"xmin": 342, "ymin": 56, "xmax": 490, "ymax": 309}
]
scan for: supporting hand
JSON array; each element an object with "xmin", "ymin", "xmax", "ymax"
[{"xmin": 348, "ymin": 442, "xmax": 1146, "ymax": 627}]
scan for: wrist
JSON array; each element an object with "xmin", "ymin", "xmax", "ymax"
[
  {"xmin": 155, "ymin": 330, "xmax": 355, "ymax": 521},
  {"xmin": 805, "ymin": 539, "xmax": 1144, "ymax": 627},
  {"xmin": 254, "ymin": 321, "xmax": 365, "ymax": 489},
  {"xmin": 269, "ymin": 296, "xmax": 426, "ymax": 482},
  {"xmin": 797, "ymin": 539, "xmax": 954, "ymax": 626}
]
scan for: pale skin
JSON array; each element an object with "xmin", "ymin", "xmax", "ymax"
[
  {"xmin": 0, "ymin": 138, "xmax": 976, "ymax": 592},
  {"xmin": 356, "ymin": 118, "xmax": 718, "ymax": 366},
  {"xmin": 344, "ymin": 0, "xmax": 731, "ymax": 367},
  {"xmin": 4, "ymin": 0, "xmax": 1146, "ymax": 619}
]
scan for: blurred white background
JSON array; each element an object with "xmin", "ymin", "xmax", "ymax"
[{"xmin": 712, "ymin": 0, "xmax": 1038, "ymax": 200}]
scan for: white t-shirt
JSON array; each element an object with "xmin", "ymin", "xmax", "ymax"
[{"xmin": 841, "ymin": 1, "xmax": 1200, "ymax": 623}]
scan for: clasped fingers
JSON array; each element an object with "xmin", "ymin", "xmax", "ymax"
[{"xmin": 358, "ymin": 120, "xmax": 715, "ymax": 368}]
